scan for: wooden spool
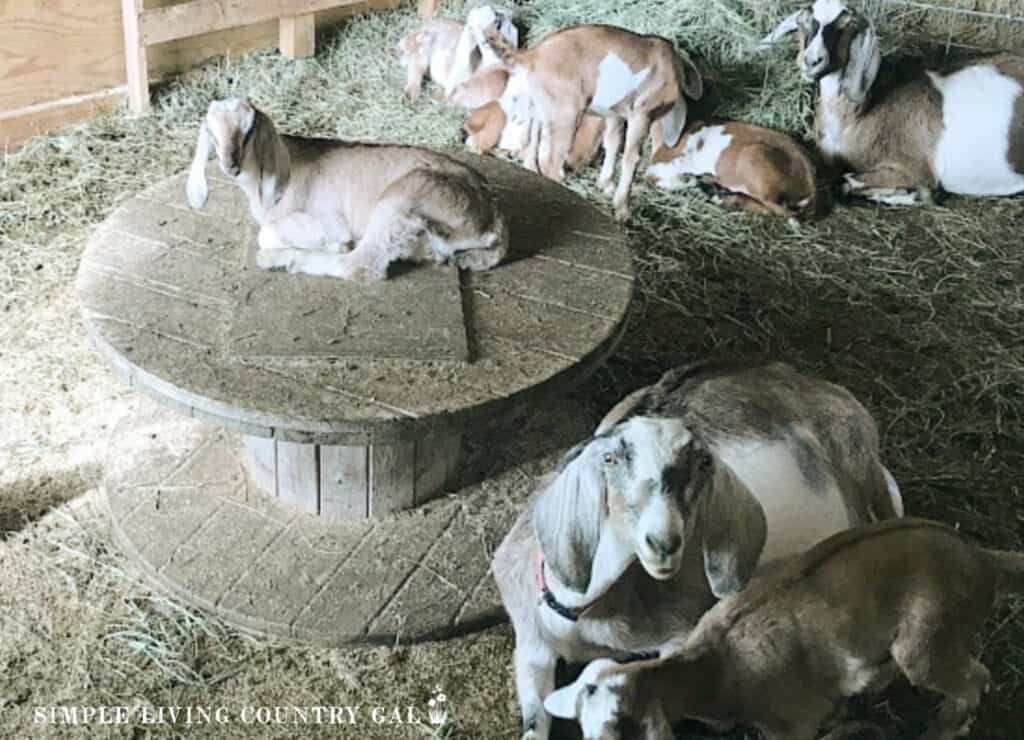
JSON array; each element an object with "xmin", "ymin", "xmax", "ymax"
[
  {"xmin": 242, "ymin": 431, "xmax": 461, "ymax": 518},
  {"xmin": 77, "ymin": 152, "xmax": 633, "ymax": 522}
]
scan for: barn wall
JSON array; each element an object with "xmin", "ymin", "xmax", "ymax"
[{"xmin": 0, "ymin": 0, "xmax": 401, "ymax": 149}]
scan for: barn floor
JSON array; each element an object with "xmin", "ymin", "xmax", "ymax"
[{"xmin": 1, "ymin": 1, "xmax": 1022, "ymax": 738}]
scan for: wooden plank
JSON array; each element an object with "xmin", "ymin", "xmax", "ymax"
[
  {"xmin": 279, "ymin": 14, "xmax": 316, "ymax": 59},
  {"xmin": 139, "ymin": 0, "xmax": 367, "ymax": 46},
  {"xmin": 242, "ymin": 436, "xmax": 277, "ymax": 495},
  {"xmin": 121, "ymin": 0, "xmax": 150, "ymax": 114},
  {"xmin": 369, "ymin": 441, "xmax": 415, "ymax": 515},
  {"xmin": 0, "ymin": 87, "xmax": 126, "ymax": 152},
  {"xmin": 413, "ymin": 431, "xmax": 461, "ymax": 506},
  {"xmin": 319, "ymin": 445, "xmax": 369, "ymax": 519},
  {"xmin": 275, "ymin": 441, "xmax": 319, "ymax": 514}
]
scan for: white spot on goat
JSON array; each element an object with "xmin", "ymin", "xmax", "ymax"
[
  {"xmin": 647, "ymin": 125, "xmax": 733, "ymax": 189},
  {"xmin": 812, "ymin": 0, "xmax": 848, "ymax": 24},
  {"xmin": 714, "ymin": 435, "xmax": 849, "ymax": 565},
  {"xmin": 590, "ymin": 53, "xmax": 650, "ymax": 116},
  {"xmin": 931, "ymin": 65, "xmax": 1024, "ymax": 196}
]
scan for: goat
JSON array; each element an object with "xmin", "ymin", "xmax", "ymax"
[
  {"xmin": 547, "ymin": 517, "xmax": 1024, "ymax": 740},
  {"xmin": 397, "ymin": 7, "xmax": 519, "ymax": 102},
  {"xmin": 759, "ymin": 0, "xmax": 1024, "ymax": 204},
  {"xmin": 186, "ymin": 98, "xmax": 508, "ymax": 282},
  {"xmin": 492, "ymin": 360, "xmax": 903, "ymax": 740},
  {"xmin": 468, "ymin": 7, "xmax": 703, "ymax": 222},
  {"xmin": 647, "ymin": 121, "xmax": 820, "ymax": 220}
]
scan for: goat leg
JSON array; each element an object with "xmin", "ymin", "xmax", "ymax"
[
  {"xmin": 514, "ymin": 638, "xmax": 556, "ymax": 740},
  {"xmin": 612, "ymin": 112, "xmax": 652, "ymax": 222},
  {"xmin": 598, "ymin": 118, "xmax": 624, "ymax": 194},
  {"xmin": 841, "ymin": 167, "xmax": 935, "ymax": 206}
]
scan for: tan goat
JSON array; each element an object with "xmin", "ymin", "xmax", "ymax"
[
  {"xmin": 647, "ymin": 121, "xmax": 820, "ymax": 220},
  {"xmin": 547, "ymin": 517, "xmax": 1024, "ymax": 740},
  {"xmin": 469, "ymin": 7, "xmax": 703, "ymax": 221},
  {"xmin": 186, "ymin": 98, "xmax": 508, "ymax": 282},
  {"xmin": 396, "ymin": 19, "xmax": 466, "ymax": 100}
]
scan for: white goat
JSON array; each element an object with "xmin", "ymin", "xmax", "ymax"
[
  {"xmin": 186, "ymin": 98, "xmax": 508, "ymax": 282},
  {"xmin": 647, "ymin": 121, "xmax": 820, "ymax": 220},
  {"xmin": 547, "ymin": 518, "xmax": 1024, "ymax": 740},
  {"xmin": 759, "ymin": 0, "xmax": 1024, "ymax": 204},
  {"xmin": 468, "ymin": 7, "xmax": 703, "ymax": 222},
  {"xmin": 492, "ymin": 360, "xmax": 903, "ymax": 740}
]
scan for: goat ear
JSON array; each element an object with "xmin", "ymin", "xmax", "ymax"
[
  {"xmin": 756, "ymin": 9, "xmax": 810, "ymax": 51},
  {"xmin": 659, "ymin": 98, "xmax": 689, "ymax": 150},
  {"xmin": 595, "ymin": 386, "xmax": 651, "ymax": 436},
  {"xmin": 543, "ymin": 682, "xmax": 581, "ymax": 720},
  {"xmin": 677, "ymin": 51, "xmax": 703, "ymax": 100},
  {"xmin": 582, "ymin": 519, "xmax": 635, "ymax": 603},
  {"xmin": 186, "ymin": 121, "xmax": 213, "ymax": 209},
  {"xmin": 700, "ymin": 457, "xmax": 767, "ymax": 598},
  {"xmin": 251, "ymin": 110, "xmax": 285, "ymax": 211},
  {"xmin": 841, "ymin": 24, "xmax": 881, "ymax": 106}
]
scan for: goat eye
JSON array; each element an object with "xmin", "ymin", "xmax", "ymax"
[
  {"xmin": 585, "ymin": 684, "xmax": 597, "ymax": 696},
  {"xmin": 603, "ymin": 452, "xmax": 615, "ymax": 465}
]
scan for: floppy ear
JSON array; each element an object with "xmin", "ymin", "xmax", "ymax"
[
  {"xmin": 840, "ymin": 23, "xmax": 881, "ymax": 106},
  {"xmin": 677, "ymin": 51, "xmax": 703, "ymax": 100},
  {"xmin": 659, "ymin": 98, "xmax": 689, "ymax": 150},
  {"xmin": 186, "ymin": 120, "xmax": 213, "ymax": 209},
  {"xmin": 595, "ymin": 386, "xmax": 651, "ymax": 436},
  {"xmin": 533, "ymin": 442, "xmax": 636, "ymax": 602},
  {"xmin": 544, "ymin": 681, "xmax": 581, "ymax": 721},
  {"xmin": 699, "ymin": 457, "xmax": 767, "ymax": 598},
  {"xmin": 250, "ymin": 109, "xmax": 287, "ymax": 211},
  {"xmin": 756, "ymin": 9, "xmax": 810, "ymax": 51}
]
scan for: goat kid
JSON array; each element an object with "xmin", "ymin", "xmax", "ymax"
[
  {"xmin": 493, "ymin": 360, "xmax": 903, "ymax": 740},
  {"xmin": 548, "ymin": 517, "xmax": 1024, "ymax": 740},
  {"xmin": 397, "ymin": 7, "xmax": 518, "ymax": 102},
  {"xmin": 186, "ymin": 98, "xmax": 508, "ymax": 282},
  {"xmin": 759, "ymin": 0, "xmax": 1024, "ymax": 204},
  {"xmin": 469, "ymin": 7, "xmax": 703, "ymax": 221},
  {"xmin": 647, "ymin": 121, "xmax": 820, "ymax": 220}
]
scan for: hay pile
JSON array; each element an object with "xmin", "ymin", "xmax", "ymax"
[{"xmin": 1, "ymin": 1, "xmax": 1022, "ymax": 738}]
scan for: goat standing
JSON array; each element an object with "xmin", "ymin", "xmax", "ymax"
[
  {"xmin": 186, "ymin": 98, "xmax": 508, "ymax": 282},
  {"xmin": 759, "ymin": 0, "xmax": 1024, "ymax": 204},
  {"xmin": 469, "ymin": 8, "xmax": 703, "ymax": 221},
  {"xmin": 547, "ymin": 518, "xmax": 1024, "ymax": 740},
  {"xmin": 492, "ymin": 360, "xmax": 903, "ymax": 740}
]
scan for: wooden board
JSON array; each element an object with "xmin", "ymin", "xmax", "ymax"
[
  {"xmin": 228, "ymin": 250, "xmax": 469, "ymax": 363},
  {"xmin": 0, "ymin": 0, "xmax": 401, "ymax": 148}
]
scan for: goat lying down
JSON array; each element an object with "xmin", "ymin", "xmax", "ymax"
[
  {"xmin": 647, "ymin": 121, "xmax": 820, "ymax": 220},
  {"xmin": 759, "ymin": 0, "xmax": 1024, "ymax": 204},
  {"xmin": 396, "ymin": 8, "xmax": 519, "ymax": 102},
  {"xmin": 470, "ymin": 7, "xmax": 703, "ymax": 221},
  {"xmin": 548, "ymin": 518, "xmax": 1024, "ymax": 740},
  {"xmin": 186, "ymin": 98, "xmax": 508, "ymax": 282},
  {"xmin": 492, "ymin": 360, "xmax": 903, "ymax": 740}
]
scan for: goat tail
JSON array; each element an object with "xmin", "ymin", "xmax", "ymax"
[
  {"xmin": 186, "ymin": 121, "xmax": 213, "ymax": 209},
  {"xmin": 984, "ymin": 549, "xmax": 1024, "ymax": 595}
]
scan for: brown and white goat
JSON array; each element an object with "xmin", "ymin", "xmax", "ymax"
[
  {"xmin": 494, "ymin": 361, "xmax": 903, "ymax": 740},
  {"xmin": 548, "ymin": 517, "xmax": 1024, "ymax": 740},
  {"xmin": 186, "ymin": 98, "xmax": 508, "ymax": 282},
  {"xmin": 759, "ymin": 0, "xmax": 1024, "ymax": 204},
  {"xmin": 647, "ymin": 121, "xmax": 820, "ymax": 219},
  {"xmin": 469, "ymin": 7, "xmax": 703, "ymax": 221}
]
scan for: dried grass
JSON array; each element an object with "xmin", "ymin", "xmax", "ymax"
[{"xmin": 1, "ymin": 1, "xmax": 1023, "ymax": 738}]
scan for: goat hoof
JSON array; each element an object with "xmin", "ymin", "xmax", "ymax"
[{"xmin": 613, "ymin": 204, "xmax": 631, "ymax": 223}]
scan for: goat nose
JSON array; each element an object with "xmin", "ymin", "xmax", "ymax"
[{"xmin": 645, "ymin": 533, "xmax": 683, "ymax": 557}]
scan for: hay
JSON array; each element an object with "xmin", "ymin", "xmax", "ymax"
[{"xmin": 2, "ymin": 1, "xmax": 1023, "ymax": 738}]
